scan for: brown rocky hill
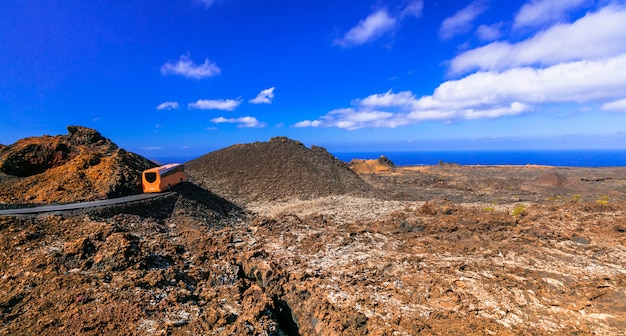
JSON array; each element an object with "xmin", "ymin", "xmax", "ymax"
[
  {"xmin": 0, "ymin": 126, "xmax": 155, "ymax": 204},
  {"xmin": 186, "ymin": 136, "xmax": 375, "ymax": 204}
]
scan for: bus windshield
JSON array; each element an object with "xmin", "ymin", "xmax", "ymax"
[{"xmin": 144, "ymin": 172, "xmax": 157, "ymax": 183}]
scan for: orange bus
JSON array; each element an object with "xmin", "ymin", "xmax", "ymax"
[{"xmin": 142, "ymin": 163, "xmax": 187, "ymax": 193}]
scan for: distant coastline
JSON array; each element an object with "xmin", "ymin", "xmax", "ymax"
[
  {"xmin": 150, "ymin": 149, "xmax": 626, "ymax": 168},
  {"xmin": 334, "ymin": 149, "xmax": 626, "ymax": 168}
]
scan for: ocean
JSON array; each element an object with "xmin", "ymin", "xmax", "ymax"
[
  {"xmin": 333, "ymin": 150, "xmax": 626, "ymax": 167},
  {"xmin": 151, "ymin": 149, "xmax": 626, "ymax": 168}
]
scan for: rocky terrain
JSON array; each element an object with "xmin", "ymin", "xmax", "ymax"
[
  {"xmin": 0, "ymin": 126, "xmax": 155, "ymax": 205},
  {"xmin": 1, "ymin": 131, "xmax": 626, "ymax": 335}
]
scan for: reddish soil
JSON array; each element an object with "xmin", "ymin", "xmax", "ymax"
[{"xmin": 1, "ymin": 132, "xmax": 626, "ymax": 335}]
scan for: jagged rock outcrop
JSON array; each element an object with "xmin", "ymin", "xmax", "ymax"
[{"xmin": 0, "ymin": 126, "xmax": 156, "ymax": 204}]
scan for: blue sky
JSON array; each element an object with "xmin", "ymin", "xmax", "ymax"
[{"xmin": 2, "ymin": 0, "xmax": 626, "ymax": 158}]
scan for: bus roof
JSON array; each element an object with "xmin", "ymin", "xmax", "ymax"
[{"xmin": 143, "ymin": 163, "xmax": 183, "ymax": 174}]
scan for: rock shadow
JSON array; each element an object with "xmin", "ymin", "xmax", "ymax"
[{"xmin": 172, "ymin": 182, "xmax": 244, "ymax": 218}]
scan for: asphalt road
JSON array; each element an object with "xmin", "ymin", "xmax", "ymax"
[{"xmin": 0, "ymin": 192, "xmax": 174, "ymax": 216}]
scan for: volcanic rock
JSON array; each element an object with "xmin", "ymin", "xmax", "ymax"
[
  {"xmin": 186, "ymin": 136, "xmax": 375, "ymax": 204},
  {"xmin": 1, "ymin": 156, "xmax": 626, "ymax": 334},
  {"xmin": 349, "ymin": 155, "xmax": 395, "ymax": 173},
  {"xmin": 534, "ymin": 172, "xmax": 568, "ymax": 187},
  {"xmin": 520, "ymin": 170, "xmax": 598, "ymax": 196},
  {"xmin": 0, "ymin": 126, "xmax": 156, "ymax": 204}
]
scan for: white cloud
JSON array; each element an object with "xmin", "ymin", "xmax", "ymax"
[
  {"xmin": 325, "ymin": 109, "xmax": 400, "ymax": 130},
  {"xmin": 356, "ymin": 90, "xmax": 417, "ymax": 108},
  {"xmin": 295, "ymin": 54, "xmax": 626, "ymax": 129},
  {"xmin": 334, "ymin": 2, "xmax": 423, "ymax": 47},
  {"xmin": 439, "ymin": 0, "xmax": 488, "ymax": 40},
  {"xmin": 476, "ymin": 22, "xmax": 503, "ymax": 41},
  {"xmin": 188, "ymin": 99, "xmax": 242, "ymax": 111},
  {"xmin": 334, "ymin": 10, "xmax": 397, "ymax": 47},
  {"xmin": 211, "ymin": 116, "xmax": 266, "ymax": 128},
  {"xmin": 402, "ymin": 0, "xmax": 424, "ymax": 18},
  {"xmin": 156, "ymin": 101, "xmax": 179, "ymax": 110},
  {"xmin": 602, "ymin": 98, "xmax": 626, "ymax": 112},
  {"xmin": 249, "ymin": 87, "xmax": 275, "ymax": 104},
  {"xmin": 450, "ymin": 5, "xmax": 626, "ymax": 75},
  {"xmin": 439, "ymin": 56, "xmax": 626, "ymax": 105},
  {"xmin": 297, "ymin": 3, "xmax": 626, "ymax": 131},
  {"xmin": 139, "ymin": 146, "xmax": 163, "ymax": 150},
  {"xmin": 161, "ymin": 54, "xmax": 221, "ymax": 79},
  {"xmin": 514, "ymin": 0, "xmax": 591, "ymax": 29},
  {"xmin": 294, "ymin": 120, "xmax": 322, "ymax": 128}
]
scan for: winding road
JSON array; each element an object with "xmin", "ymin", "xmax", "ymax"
[{"xmin": 0, "ymin": 192, "xmax": 174, "ymax": 216}]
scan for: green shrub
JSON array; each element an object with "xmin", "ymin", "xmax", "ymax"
[
  {"xmin": 596, "ymin": 195, "xmax": 610, "ymax": 205},
  {"xmin": 512, "ymin": 204, "xmax": 526, "ymax": 216}
]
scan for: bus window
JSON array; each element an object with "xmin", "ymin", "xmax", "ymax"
[{"xmin": 144, "ymin": 172, "xmax": 157, "ymax": 183}]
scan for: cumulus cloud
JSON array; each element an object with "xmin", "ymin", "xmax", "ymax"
[
  {"xmin": 211, "ymin": 116, "xmax": 266, "ymax": 128},
  {"xmin": 297, "ymin": 3, "xmax": 626, "ymax": 131},
  {"xmin": 161, "ymin": 54, "xmax": 221, "ymax": 79},
  {"xmin": 449, "ymin": 5, "xmax": 626, "ymax": 75},
  {"xmin": 156, "ymin": 101, "xmax": 179, "ymax": 110},
  {"xmin": 334, "ymin": 10, "xmax": 397, "ymax": 47},
  {"xmin": 188, "ymin": 99, "xmax": 242, "ymax": 111},
  {"xmin": 602, "ymin": 99, "xmax": 626, "ymax": 112},
  {"xmin": 514, "ymin": 0, "xmax": 591, "ymax": 29},
  {"xmin": 440, "ymin": 56, "xmax": 626, "ymax": 106},
  {"xmin": 439, "ymin": 0, "xmax": 488, "ymax": 40},
  {"xmin": 249, "ymin": 87, "xmax": 275, "ymax": 104},
  {"xmin": 295, "ymin": 54, "xmax": 626, "ymax": 129}
]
